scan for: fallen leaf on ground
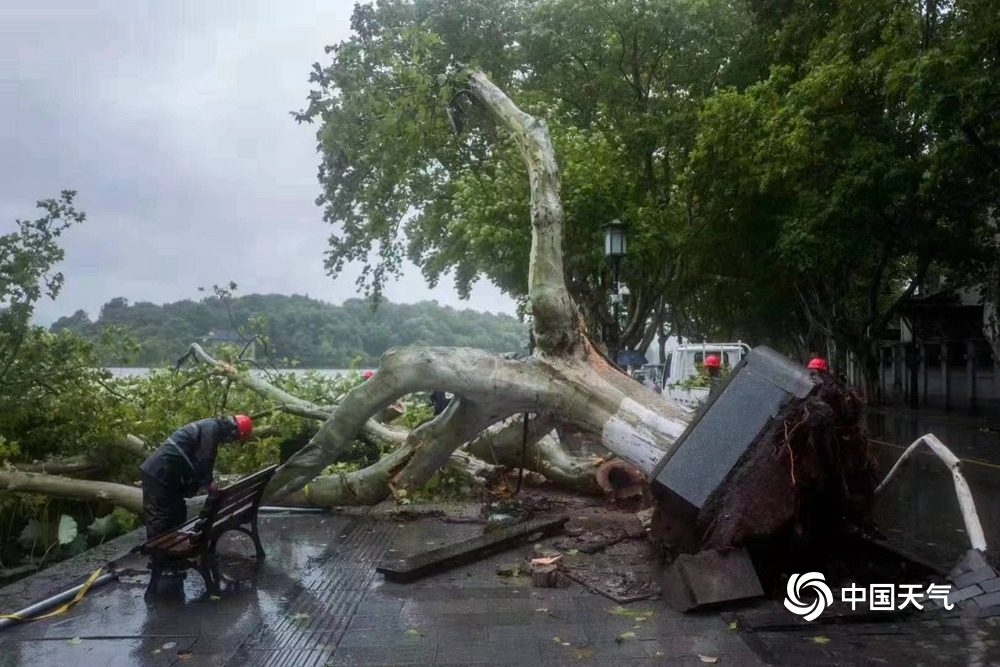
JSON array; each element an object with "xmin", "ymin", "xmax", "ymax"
[
  {"xmin": 209, "ymin": 595, "xmax": 221, "ymax": 601},
  {"xmin": 405, "ymin": 629, "xmax": 421, "ymax": 636},
  {"xmin": 729, "ymin": 621, "xmax": 738, "ymax": 630},
  {"xmin": 162, "ymin": 641, "xmax": 177, "ymax": 650},
  {"xmin": 812, "ymin": 636, "xmax": 830, "ymax": 645},
  {"xmin": 553, "ymin": 636, "xmax": 562, "ymax": 643},
  {"xmin": 67, "ymin": 638, "xmax": 82, "ymax": 645},
  {"xmin": 290, "ymin": 612, "xmax": 310, "ymax": 622},
  {"xmin": 535, "ymin": 608, "xmax": 549, "ymax": 613},
  {"xmin": 608, "ymin": 606, "xmax": 654, "ymax": 620},
  {"xmin": 615, "ymin": 631, "xmax": 637, "ymax": 644},
  {"xmin": 699, "ymin": 655, "xmax": 719, "ymax": 663}
]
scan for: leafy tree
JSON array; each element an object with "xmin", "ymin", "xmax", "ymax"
[
  {"xmin": 681, "ymin": 0, "xmax": 999, "ymax": 391},
  {"xmin": 295, "ymin": 0, "xmax": 753, "ymax": 351},
  {"xmin": 0, "ymin": 191, "xmax": 85, "ymax": 382}
]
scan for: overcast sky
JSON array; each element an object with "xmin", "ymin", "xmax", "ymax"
[{"xmin": 1, "ymin": 0, "xmax": 517, "ymax": 325}]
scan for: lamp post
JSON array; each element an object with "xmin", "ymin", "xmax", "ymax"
[{"xmin": 603, "ymin": 220, "xmax": 628, "ymax": 367}]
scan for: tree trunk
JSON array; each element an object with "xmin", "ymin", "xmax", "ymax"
[{"xmin": 266, "ymin": 70, "xmax": 694, "ymax": 505}]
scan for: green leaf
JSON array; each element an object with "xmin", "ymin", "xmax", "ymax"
[{"xmin": 57, "ymin": 515, "xmax": 77, "ymax": 545}]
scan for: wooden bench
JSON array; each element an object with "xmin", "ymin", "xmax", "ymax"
[{"xmin": 137, "ymin": 464, "xmax": 278, "ymax": 599}]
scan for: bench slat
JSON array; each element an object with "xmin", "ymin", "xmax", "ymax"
[{"xmin": 140, "ymin": 465, "xmax": 277, "ymax": 556}]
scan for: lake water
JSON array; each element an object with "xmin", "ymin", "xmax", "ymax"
[{"xmin": 106, "ymin": 367, "xmax": 369, "ymax": 379}]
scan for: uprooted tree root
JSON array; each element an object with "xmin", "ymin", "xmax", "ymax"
[{"xmin": 651, "ymin": 377, "xmax": 877, "ymax": 562}]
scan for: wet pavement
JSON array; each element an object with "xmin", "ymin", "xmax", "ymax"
[
  {"xmin": 0, "ymin": 506, "xmax": 763, "ymax": 666},
  {"xmin": 0, "ymin": 499, "xmax": 996, "ymax": 667},
  {"xmin": 867, "ymin": 407, "xmax": 1000, "ymax": 570},
  {"xmin": 2, "ymin": 407, "xmax": 1000, "ymax": 665}
]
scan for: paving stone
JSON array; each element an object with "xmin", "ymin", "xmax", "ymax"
[
  {"xmin": 974, "ymin": 591, "xmax": 1000, "ymax": 609},
  {"xmin": 951, "ymin": 564, "xmax": 998, "ymax": 590},
  {"xmin": 434, "ymin": 639, "xmax": 544, "ymax": 664},
  {"xmin": 326, "ymin": 643, "xmax": 438, "ymax": 666},
  {"xmin": 979, "ymin": 577, "xmax": 1000, "ymax": 593},
  {"xmin": 948, "ymin": 584, "xmax": 984, "ymax": 604}
]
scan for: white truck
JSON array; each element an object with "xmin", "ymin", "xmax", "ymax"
[{"xmin": 640, "ymin": 342, "xmax": 751, "ymax": 408}]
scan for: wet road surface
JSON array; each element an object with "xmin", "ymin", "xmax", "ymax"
[
  {"xmin": 868, "ymin": 408, "xmax": 1000, "ymax": 569},
  {"xmin": 2, "ymin": 408, "xmax": 1000, "ymax": 665},
  {"xmin": 0, "ymin": 509, "xmax": 762, "ymax": 666}
]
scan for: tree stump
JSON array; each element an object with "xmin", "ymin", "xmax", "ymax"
[{"xmin": 530, "ymin": 555, "xmax": 569, "ymax": 588}]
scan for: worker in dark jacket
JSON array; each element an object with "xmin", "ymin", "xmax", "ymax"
[{"xmin": 139, "ymin": 415, "xmax": 253, "ymax": 538}]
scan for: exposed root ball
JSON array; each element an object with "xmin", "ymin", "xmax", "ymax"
[{"xmin": 696, "ymin": 377, "xmax": 876, "ymax": 551}]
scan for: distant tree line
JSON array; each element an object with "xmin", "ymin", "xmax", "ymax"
[{"xmin": 50, "ymin": 294, "xmax": 529, "ymax": 367}]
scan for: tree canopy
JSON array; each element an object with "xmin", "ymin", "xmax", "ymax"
[{"xmin": 299, "ymin": 0, "xmax": 998, "ymax": 382}]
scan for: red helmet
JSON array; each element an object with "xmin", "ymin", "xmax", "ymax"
[
  {"xmin": 361, "ymin": 370, "xmax": 375, "ymax": 380},
  {"xmin": 807, "ymin": 357, "xmax": 828, "ymax": 373},
  {"xmin": 704, "ymin": 354, "xmax": 721, "ymax": 369},
  {"xmin": 234, "ymin": 414, "xmax": 253, "ymax": 441}
]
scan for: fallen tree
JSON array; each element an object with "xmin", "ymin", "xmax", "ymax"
[
  {"xmin": 265, "ymin": 70, "xmax": 693, "ymax": 504},
  {"xmin": 0, "ymin": 69, "xmax": 873, "ymax": 557},
  {"xmin": 0, "ymin": 70, "xmax": 692, "ymax": 515}
]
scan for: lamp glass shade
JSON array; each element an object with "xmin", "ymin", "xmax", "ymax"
[{"xmin": 603, "ymin": 220, "xmax": 628, "ymax": 259}]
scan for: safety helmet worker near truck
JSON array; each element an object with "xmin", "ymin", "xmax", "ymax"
[
  {"xmin": 703, "ymin": 354, "xmax": 722, "ymax": 378},
  {"xmin": 807, "ymin": 357, "xmax": 829, "ymax": 377}
]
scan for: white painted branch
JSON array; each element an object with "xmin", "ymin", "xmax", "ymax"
[
  {"xmin": 875, "ymin": 433, "xmax": 987, "ymax": 552},
  {"xmin": 0, "ymin": 470, "xmax": 143, "ymax": 514}
]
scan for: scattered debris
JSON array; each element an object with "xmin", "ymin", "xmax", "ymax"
[
  {"xmin": 496, "ymin": 563, "xmax": 527, "ymax": 577},
  {"xmin": 376, "ymin": 515, "xmax": 568, "ymax": 582}
]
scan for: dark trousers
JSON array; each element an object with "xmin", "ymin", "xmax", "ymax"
[{"xmin": 141, "ymin": 471, "xmax": 187, "ymax": 539}]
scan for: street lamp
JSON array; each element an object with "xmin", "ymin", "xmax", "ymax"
[{"xmin": 603, "ymin": 220, "xmax": 628, "ymax": 367}]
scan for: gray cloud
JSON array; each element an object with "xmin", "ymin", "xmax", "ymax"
[{"xmin": 1, "ymin": 0, "xmax": 517, "ymax": 325}]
